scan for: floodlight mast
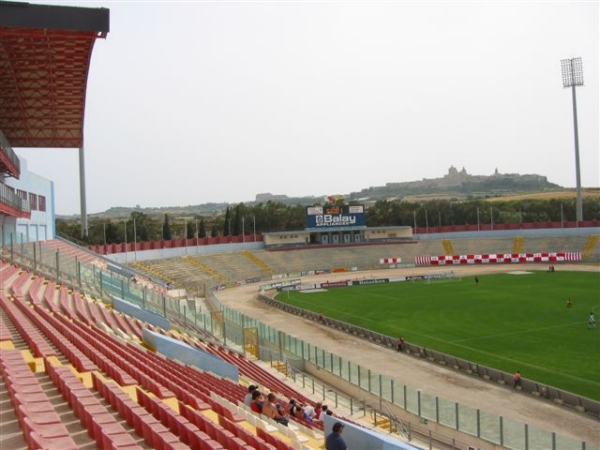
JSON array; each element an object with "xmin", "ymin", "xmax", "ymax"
[{"xmin": 560, "ymin": 57, "xmax": 584, "ymax": 222}]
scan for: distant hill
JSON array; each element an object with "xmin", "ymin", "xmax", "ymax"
[
  {"xmin": 81, "ymin": 166, "xmax": 564, "ymax": 219},
  {"xmin": 249, "ymin": 166, "xmax": 564, "ymax": 206}
]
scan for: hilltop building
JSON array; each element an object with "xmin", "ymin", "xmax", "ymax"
[{"xmin": 385, "ymin": 166, "xmax": 548, "ymax": 190}]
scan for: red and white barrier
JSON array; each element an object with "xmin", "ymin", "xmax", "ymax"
[
  {"xmin": 415, "ymin": 252, "xmax": 582, "ymax": 266},
  {"xmin": 380, "ymin": 257, "xmax": 401, "ymax": 264},
  {"xmin": 415, "ymin": 256, "xmax": 431, "ymax": 266}
]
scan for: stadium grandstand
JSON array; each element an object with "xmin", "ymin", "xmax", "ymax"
[{"xmin": 1, "ymin": 2, "xmax": 600, "ymax": 450}]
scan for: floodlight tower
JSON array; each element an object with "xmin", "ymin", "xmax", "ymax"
[{"xmin": 560, "ymin": 57, "xmax": 584, "ymax": 222}]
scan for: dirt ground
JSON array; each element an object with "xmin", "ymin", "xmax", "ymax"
[{"xmin": 216, "ymin": 264, "xmax": 600, "ymax": 446}]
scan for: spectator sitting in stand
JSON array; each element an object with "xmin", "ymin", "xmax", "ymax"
[
  {"xmin": 250, "ymin": 390, "xmax": 264, "ymax": 413},
  {"xmin": 303, "ymin": 404, "xmax": 317, "ymax": 422},
  {"xmin": 262, "ymin": 393, "xmax": 289, "ymax": 426},
  {"xmin": 292, "ymin": 403, "xmax": 305, "ymax": 419},
  {"xmin": 314, "ymin": 402, "xmax": 324, "ymax": 420},
  {"xmin": 244, "ymin": 385, "xmax": 257, "ymax": 406},
  {"xmin": 288, "ymin": 399, "xmax": 298, "ymax": 416}
]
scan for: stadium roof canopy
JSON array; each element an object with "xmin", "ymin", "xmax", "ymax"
[{"xmin": 0, "ymin": 1, "xmax": 109, "ymax": 148}]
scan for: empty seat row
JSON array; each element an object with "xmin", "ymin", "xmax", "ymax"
[
  {"xmin": 44, "ymin": 357, "xmax": 144, "ymax": 450},
  {"xmin": 0, "ymin": 292, "xmax": 55, "ymax": 359},
  {"xmin": 0, "ymin": 313, "xmax": 15, "ymax": 342},
  {"xmin": 0, "ymin": 349, "xmax": 78, "ymax": 450},
  {"xmin": 10, "ymin": 295, "xmax": 97, "ymax": 373},
  {"xmin": 10, "ymin": 269, "xmax": 33, "ymax": 299},
  {"xmin": 92, "ymin": 371, "xmax": 221, "ymax": 450}
]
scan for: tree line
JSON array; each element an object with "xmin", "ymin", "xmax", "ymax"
[{"xmin": 56, "ymin": 197, "xmax": 600, "ymax": 246}]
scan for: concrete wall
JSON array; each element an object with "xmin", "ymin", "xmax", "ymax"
[
  {"xmin": 142, "ymin": 328, "xmax": 239, "ymax": 382},
  {"xmin": 111, "ymin": 295, "xmax": 170, "ymax": 329}
]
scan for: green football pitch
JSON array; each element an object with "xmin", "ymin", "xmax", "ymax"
[{"xmin": 275, "ymin": 270, "xmax": 600, "ymax": 400}]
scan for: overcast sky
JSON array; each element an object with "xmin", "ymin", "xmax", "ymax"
[{"xmin": 14, "ymin": 0, "xmax": 599, "ymax": 215}]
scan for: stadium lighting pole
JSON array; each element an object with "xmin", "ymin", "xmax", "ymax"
[
  {"xmin": 477, "ymin": 207, "xmax": 480, "ymax": 231},
  {"xmin": 242, "ymin": 216, "xmax": 245, "ymax": 244},
  {"xmin": 253, "ymin": 215, "xmax": 256, "ymax": 242},
  {"xmin": 184, "ymin": 221, "xmax": 187, "ymax": 248},
  {"xmin": 133, "ymin": 217, "xmax": 137, "ymax": 262},
  {"xmin": 103, "ymin": 222, "xmax": 106, "ymax": 246},
  {"xmin": 195, "ymin": 218, "xmax": 199, "ymax": 247},
  {"xmin": 561, "ymin": 57, "xmax": 584, "ymax": 222},
  {"xmin": 123, "ymin": 221, "xmax": 127, "ymax": 263},
  {"xmin": 413, "ymin": 211, "xmax": 417, "ymax": 234},
  {"xmin": 425, "ymin": 209, "xmax": 429, "ymax": 234},
  {"xmin": 519, "ymin": 205, "xmax": 523, "ymax": 225},
  {"xmin": 79, "ymin": 146, "xmax": 88, "ymax": 238},
  {"xmin": 490, "ymin": 207, "xmax": 494, "ymax": 231}
]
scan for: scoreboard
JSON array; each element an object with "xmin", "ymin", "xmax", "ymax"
[{"xmin": 305, "ymin": 205, "xmax": 366, "ymax": 229}]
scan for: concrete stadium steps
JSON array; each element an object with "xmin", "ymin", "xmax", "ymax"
[
  {"xmin": 445, "ymin": 235, "xmax": 591, "ymax": 257},
  {"xmin": 183, "ymin": 255, "xmax": 228, "ymax": 282},
  {"xmin": 582, "ymin": 235, "xmax": 599, "ymax": 260},
  {"xmin": 445, "ymin": 237, "xmax": 514, "ymax": 256},
  {"xmin": 249, "ymin": 249, "xmax": 310, "ymax": 274},
  {"xmin": 131, "ymin": 260, "xmax": 181, "ymax": 286},
  {"xmin": 520, "ymin": 235, "xmax": 589, "ymax": 255},
  {"xmin": 131, "ymin": 257, "xmax": 213, "ymax": 290},
  {"xmin": 271, "ymin": 360, "xmax": 290, "ymax": 377},
  {"xmin": 442, "ymin": 239, "xmax": 454, "ymax": 255},
  {"xmin": 0, "ymin": 360, "xmax": 28, "ymax": 450},
  {"xmin": 512, "ymin": 236, "xmax": 525, "ymax": 254},
  {"xmin": 189, "ymin": 253, "xmax": 267, "ymax": 282},
  {"xmin": 256, "ymin": 243, "xmax": 424, "ymax": 275},
  {"xmin": 240, "ymin": 250, "xmax": 276, "ymax": 275}
]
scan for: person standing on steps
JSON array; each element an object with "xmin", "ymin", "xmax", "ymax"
[{"xmin": 326, "ymin": 422, "xmax": 347, "ymax": 450}]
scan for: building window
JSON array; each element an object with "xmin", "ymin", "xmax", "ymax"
[
  {"xmin": 29, "ymin": 193, "xmax": 38, "ymax": 210},
  {"xmin": 16, "ymin": 189, "xmax": 27, "ymax": 200},
  {"xmin": 38, "ymin": 195, "xmax": 46, "ymax": 212}
]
